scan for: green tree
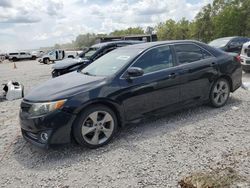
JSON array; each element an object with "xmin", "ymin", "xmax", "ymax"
[{"xmin": 110, "ymin": 27, "xmax": 144, "ymax": 36}]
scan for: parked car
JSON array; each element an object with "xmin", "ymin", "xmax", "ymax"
[
  {"xmin": 38, "ymin": 50, "xmax": 79, "ymax": 64},
  {"xmin": 8, "ymin": 52, "xmax": 37, "ymax": 61},
  {"xmin": 51, "ymin": 40, "xmax": 144, "ymax": 77},
  {"xmin": 20, "ymin": 40, "xmax": 242, "ymax": 149},
  {"xmin": 31, "ymin": 50, "xmax": 45, "ymax": 58},
  {"xmin": 0, "ymin": 54, "xmax": 5, "ymax": 62},
  {"xmin": 240, "ymin": 41, "xmax": 250, "ymax": 72},
  {"xmin": 208, "ymin": 36, "xmax": 250, "ymax": 53}
]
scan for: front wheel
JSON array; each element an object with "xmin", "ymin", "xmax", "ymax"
[
  {"xmin": 209, "ymin": 78, "xmax": 230, "ymax": 108},
  {"xmin": 73, "ymin": 105, "xmax": 118, "ymax": 148},
  {"xmin": 31, "ymin": 56, "xmax": 36, "ymax": 60},
  {"xmin": 43, "ymin": 58, "xmax": 50, "ymax": 64}
]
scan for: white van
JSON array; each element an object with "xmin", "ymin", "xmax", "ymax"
[
  {"xmin": 38, "ymin": 49, "xmax": 79, "ymax": 64},
  {"xmin": 240, "ymin": 41, "xmax": 250, "ymax": 72}
]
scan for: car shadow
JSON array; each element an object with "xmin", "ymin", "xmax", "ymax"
[{"xmin": 11, "ymin": 96, "xmax": 242, "ymax": 170}]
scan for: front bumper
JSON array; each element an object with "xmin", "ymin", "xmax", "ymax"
[{"xmin": 19, "ymin": 102, "xmax": 76, "ymax": 148}]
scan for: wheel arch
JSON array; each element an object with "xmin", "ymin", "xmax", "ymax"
[
  {"xmin": 70, "ymin": 99, "xmax": 124, "ymax": 144},
  {"xmin": 219, "ymin": 75, "xmax": 233, "ymax": 92},
  {"xmin": 72, "ymin": 99, "xmax": 124, "ymax": 129}
]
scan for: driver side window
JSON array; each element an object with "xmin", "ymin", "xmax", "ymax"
[{"xmin": 132, "ymin": 45, "xmax": 173, "ymax": 74}]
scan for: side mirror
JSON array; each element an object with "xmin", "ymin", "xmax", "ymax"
[{"xmin": 126, "ymin": 67, "xmax": 144, "ymax": 78}]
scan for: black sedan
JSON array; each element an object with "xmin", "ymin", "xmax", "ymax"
[
  {"xmin": 208, "ymin": 36, "xmax": 250, "ymax": 53},
  {"xmin": 51, "ymin": 40, "xmax": 144, "ymax": 77},
  {"xmin": 20, "ymin": 40, "xmax": 242, "ymax": 149}
]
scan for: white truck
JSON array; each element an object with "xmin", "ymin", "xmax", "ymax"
[
  {"xmin": 8, "ymin": 52, "xmax": 37, "ymax": 61},
  {"xmin": 38, "ymin": 49, "xmax": 79, "ymax": 64}
]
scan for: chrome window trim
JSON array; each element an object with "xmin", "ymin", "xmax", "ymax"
[
  {"xmin": 174, "ymin": 43, "xmax": 215, "ymax": 65},
  {"xmin": 119, "ymin": 42, "xmax": 214, "ymax": 80}
]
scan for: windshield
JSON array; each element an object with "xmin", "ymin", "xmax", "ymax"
[
  {"xmin": 81, "ymin": 48, "xmax": 141, "ymax": 76},
  {"xmin": 78, "ymin": 51, "xmax": 85, "ymax": 58},
  {"xmin": 209, "ymin": 38, "xmax": 231, "ymax": 48},
  {"xmin": 84, "ymin": 47, "xmax": 99, "ymax": 59},
  {"xmin": 48, "ymin": 51, "xmax": 55, "ymax": 55}
]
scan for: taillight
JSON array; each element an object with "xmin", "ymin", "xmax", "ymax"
[{"xmin": 234, "ymin": 55, "xmax": 241, "ymax": 63}]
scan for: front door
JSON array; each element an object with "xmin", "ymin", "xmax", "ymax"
[{"xmin": 119, "ymin": 45, "xmax": 181, "ymax": 121}]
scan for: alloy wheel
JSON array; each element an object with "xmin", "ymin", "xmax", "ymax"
[
  {"xmin": 81, "ymin": 111, "xmax": 114, "ymax": 145},
  {"xmin": 212, "ymin": 80, "xmax": 229, "ymax": 106}
]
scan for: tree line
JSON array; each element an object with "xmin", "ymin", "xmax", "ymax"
[{"xmin": 54, "ymin": 0, "xmax": 250, "ymax": 49}]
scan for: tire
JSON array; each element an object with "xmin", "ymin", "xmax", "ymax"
[
  {"xmin": 31, "ymin": 56, "xmax": 36, "ymax": 60},
  {"xmin": 73, "ymin": 105, "xmax": 118, "ymax": 149},
  {"xmin": 209, "ymin": 78, "xmax": 230, "ymax": 108},
  {"xmin": 12, "ymin": 57, "xmax": 18, "ymax": 62},
  {"xmin": 43, "ymin": 58, "xmax": 50, "ymax": 64}
]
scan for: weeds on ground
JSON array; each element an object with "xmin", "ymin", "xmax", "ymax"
[{"xmin": 179, "ymin": 167, "xmax": 249, "ymax": 188}]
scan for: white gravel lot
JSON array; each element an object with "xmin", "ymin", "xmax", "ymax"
[{"xmin": 0, "ymin": 60, "xmax": 250, "ymax": 187}]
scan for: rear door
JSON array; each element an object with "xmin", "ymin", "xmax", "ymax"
[
  {"xmin": 119, "ymin": 45, "xmax": 182, "ymax": 120},
  {"xmin": 174, "ymin": 43, "xmax": 219, "ymax": 103},
  {"xmin": 20, "ymin": 52, "xmax": 27, "ymax": 59}
]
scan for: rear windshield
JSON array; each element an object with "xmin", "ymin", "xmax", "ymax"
[{"xmin": 208, "ymin": 38, "xmax": 231, "ymax": 48}]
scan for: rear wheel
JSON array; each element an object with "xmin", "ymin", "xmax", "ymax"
[
  {"xmin": 209, "ymin": 78, "xmax": 230, "ymax": 108},
  {"xmin": 73, "ymin": 105, "xmax": 118, "ymax": 148},
  {"xmin": 43, "ymin": 58, "xmax": 50, "ymax": 64}
]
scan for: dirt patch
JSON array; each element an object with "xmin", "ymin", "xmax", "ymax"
[{"xmin": 179, "ymin": 167, "xmax": 250, "ymax": 188}]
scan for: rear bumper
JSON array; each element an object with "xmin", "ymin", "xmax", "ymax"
[
  {"xmin": 230, "ymin": 65, "xmax": 242, "ymax": 92},
  {"xmin": 240, "ymin": 56, "xmax": 250, "ymax": 71},
  {"xmin": 242, "ymin": 64, "xmax": 250, "ymax": 71}
]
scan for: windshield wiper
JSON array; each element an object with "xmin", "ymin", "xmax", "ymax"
[{"xmin": 82, "ymin": 71, "xmax": 96, "ymax": 76}]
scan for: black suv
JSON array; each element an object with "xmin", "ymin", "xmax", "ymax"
[
  {"xmin": 51, "ymin": 40, "xmax": 144, "ymax": 77},
  {"xmin": 208, "ymin": 36, "xmax": 250, "ymax": 53}
]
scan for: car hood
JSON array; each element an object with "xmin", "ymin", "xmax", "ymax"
[
  {"xmin": 25, "ymin": 71, "xmax": 106, "ymax": 102},
  {"xmin": 52, "ymin": 58, "xmax": 90, "ymax": 70}
]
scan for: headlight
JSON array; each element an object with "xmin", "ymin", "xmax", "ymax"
[{"xmin": 28, "ymin": 99, "xmax": 67, "ymax": 116}]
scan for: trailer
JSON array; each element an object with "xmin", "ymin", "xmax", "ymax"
[{"xmin": 97, "ymin": 34, "xmax": 157, "ymax": 43}]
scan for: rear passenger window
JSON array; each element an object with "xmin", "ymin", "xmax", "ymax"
[
  {"xmin": 175, "ymin": 44, "xmax": 212, "ymax": 64},
  {"xmin": 202, "ymin": 49, "xmax": 213, "ymax": 59}
]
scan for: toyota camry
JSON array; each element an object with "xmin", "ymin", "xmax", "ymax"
[{"xmin": 19, "ymin": 40, "xmax": 242, "ymax": 149}]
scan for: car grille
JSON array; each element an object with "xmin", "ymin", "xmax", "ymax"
[{"xmin": 20, "ymin": 101, "xmax": 32, "ymax": 112}]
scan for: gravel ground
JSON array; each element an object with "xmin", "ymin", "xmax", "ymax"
[{"xmin": 0, "ymin": 60, "xmax": 250, "ymax": 188}]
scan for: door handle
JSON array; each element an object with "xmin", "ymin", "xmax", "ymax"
[
  {"xmin": 168, "ymin": 73, "xmax": 176, "ymax": 79},
  {"xmin": 210, "ymin": 62, "xmax": 216, "ymax": 67}
]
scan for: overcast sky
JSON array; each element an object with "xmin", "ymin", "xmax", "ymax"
[{"xmin": 0, "ymin": 0, "xmax": 212, "ymax": 52}]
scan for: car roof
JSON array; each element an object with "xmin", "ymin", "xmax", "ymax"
[
  {"xmin": 92, "ymin": 40, "xmax": 144, "ymax": 48},
  {"xmin": 211, "ymin": 36, "xmax": 245, "ymax": 41},
  {"xmin": 118, "ymin": 40, "xmax": 202, "ymax": 50},
  {"xmin": 118, "ymin": 40, "xmax": 224, "ymax": 57}
]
